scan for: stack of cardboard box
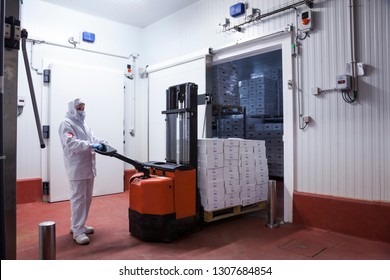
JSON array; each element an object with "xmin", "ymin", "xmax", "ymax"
[{"xmin": 198, "ymin": 138, "xmax": 269, "ymax": 212}]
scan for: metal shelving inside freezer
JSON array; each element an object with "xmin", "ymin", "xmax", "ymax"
[
  {"xmin": 212, "ymin": 105, "xmax": 246, "ymax": 138},
  {"xmin": 239, "ymin": 69, "xmax": 284, "ymax": 178},
  {"xmin": 210, "ymin": 62, "xmax": 246, "ymax": 138},
  {"xmin": 210, "ymin": 60, "xmax": 284, "ymax": 178}
]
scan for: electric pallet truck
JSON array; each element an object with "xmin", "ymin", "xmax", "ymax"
[{"xmin": 95, "ymin": 83, "xmax": 201, "ymax": 242}]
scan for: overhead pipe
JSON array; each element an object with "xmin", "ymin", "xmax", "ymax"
[
  {"xmin": 27, "ymin": 38, "xmax": 136, "ymax": 60},
  {"xmin": 223, "ymin": 0, "xmax": 313, "ymax": 33}
]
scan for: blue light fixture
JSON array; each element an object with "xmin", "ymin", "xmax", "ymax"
[{"xmin": 230, "ymin": 2, "xmax": 246, "ymax": 18}]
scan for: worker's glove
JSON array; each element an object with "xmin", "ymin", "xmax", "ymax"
[{"xmin": 91, "ymin": 143, "xmax": 104, "ymax": 151}]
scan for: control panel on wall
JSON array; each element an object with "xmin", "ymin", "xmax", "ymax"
[
  {"xmin": 336, "ymin": 75, "xmax": 352, "ymax": 91},
  {"xmin": 298, "ymin": 9, "xmax": 313, "ymax": 32}
]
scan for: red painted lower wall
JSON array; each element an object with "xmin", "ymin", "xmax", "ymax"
[
  {"xmin": 16, "ymin": 178, "xmax": 42, "ymax": 204},
  {"xmin": 17, "ymin": 170, "xmax": 137, "ymax": 204},
  {"xmin": 293, "ymin": 191, "xmax": 390, "ymax": 243}
]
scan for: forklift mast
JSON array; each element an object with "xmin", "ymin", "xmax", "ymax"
[{"xmin": 164, "ymin": 82, "xmax": 198, "ymax": 168}]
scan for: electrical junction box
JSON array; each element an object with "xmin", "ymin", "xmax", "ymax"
[
  {"xmin": 230, "ymin": 2, "xmax": 246, "ymax": 17},
  {"xmin": 336, "ymin": 74, "xmax": 352, "ymax": 91},
  {"xmin": 298, "ymin": 9, "xmax": 313, "ymax": 32},
  {"xmin": 82, "ymin": 31, "xmax": 95, "ymax": 43}
]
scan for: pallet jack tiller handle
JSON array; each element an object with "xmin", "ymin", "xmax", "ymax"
[{"xmin": 94, "ymin": 144, "xmax": 150, "ymax": 178}]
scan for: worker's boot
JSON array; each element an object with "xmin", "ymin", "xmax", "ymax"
[{"xmin": 73, "ymin": 233, "xmax": 89, "ymax": 245}]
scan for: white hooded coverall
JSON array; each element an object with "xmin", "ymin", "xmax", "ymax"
[{"xmin": 58, "ymin": 98, "xmax": 106, "ymax": 237}]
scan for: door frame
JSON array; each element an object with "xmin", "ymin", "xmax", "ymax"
[{"xmin": 210, "ymin": 31, "xmax": 295, "ymax": 223}]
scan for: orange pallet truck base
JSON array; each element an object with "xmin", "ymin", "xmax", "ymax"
[{"xmin": 129, "ymin": 163, "xmax": 201, "ymax": 242}]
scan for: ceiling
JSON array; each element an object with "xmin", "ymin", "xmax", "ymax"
[{"xmin": 38, "ymin": 0, "xmax": 200, "ymax": 28}]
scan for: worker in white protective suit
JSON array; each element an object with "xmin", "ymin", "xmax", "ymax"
[{"xmin": 58, "ymin": 98, "xmax": 107, "ymax": 245}]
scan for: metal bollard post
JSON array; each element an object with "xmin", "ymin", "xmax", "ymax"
[
  {"xmin": 39, "ymin": 221, "xmax": 56, "ymax": 260},
  {"xmin": 266, "ymin": 180, "xmax": 279, "ymax": 228}
]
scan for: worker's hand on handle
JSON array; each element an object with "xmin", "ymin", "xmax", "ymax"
[{"xmin": 91, "ymin": 143, "xmax": 104, "ymax": 151}]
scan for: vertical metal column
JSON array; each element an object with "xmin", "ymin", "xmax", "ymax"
[
  {"xmin": 266, "ymin": 180, "xmax": 279, "ymax": 228},
  {"xmin": 39, "ymin": 221, "xmax": 56, "ymax": 260},
  {"xmin": 0, "ymin": 0, "xmax": 6, "ymax": 260},
  {"xmin": 2, "ymin": 0, "xmax": 19, "ymax": 260}
]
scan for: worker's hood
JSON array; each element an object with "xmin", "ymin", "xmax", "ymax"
[{"xmin": 65, "ymin": 98, "xmax": 86, "ymax": 125}]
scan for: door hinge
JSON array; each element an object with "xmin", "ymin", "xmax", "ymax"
[
  {"xmin": 43, "ymin": 69, "xmax": 51, "ymax": 83},
  {"xmin": 43, "ymin": 125, "xmax": 50, "ymax": 139},
  {"xmin": 5, "ymin": 16, "xmax": 21, "ymax": 50},
  {"xmin": 42, "ymin": 181, "xmax": 49, "ymax": 202},
  {"xmin": 288, "ymin": 79, "xmax": 293, "ymax": 89}
]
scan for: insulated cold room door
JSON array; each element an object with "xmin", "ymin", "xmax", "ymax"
[
  {"xmin": 148, "ymin": 55, "xmax": 209, "ymax": 162},
  {"xmin": 48, "ymin": 62, "xmax": 124, "ymax": 202}
]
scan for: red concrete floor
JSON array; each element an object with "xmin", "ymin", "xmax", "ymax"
[{"xmin": 16, "ymin": 190, "xmax": 390, "ymax": 260}]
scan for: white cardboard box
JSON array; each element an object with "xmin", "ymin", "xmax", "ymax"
[
  {"xmin": 240, "ymin": 164, "xmax": 255, "ymax": 174},
  {"xmin": 255, "ymin": 158, "xmax": 268, "ymax": 167},
  {"xmin": 240, "ymin": 139, "xmax": 255, "ymax": 147},
  {"xmin": 224, "ymin": 171, "xmax": 239, "ymax": 181},
  {"xmin": 224, "ymin": 194, "xmax": 241, "ymax": 207},
  {"xmin": 198, "ymin": 139, "xmax": 224, "ymax": 154},
  {"xmin": 254, "ymin": 145, "xmax": 267, "ymax": 155},
  {"xmin": 199, "ymin": 187, "xmax": 225, "ymax": 197},
  {"xmin": 240, "ymin": 176, "xmax": 255, "ymax": 186},
  {"xmin": 256, "ymin": 182, "xmax": 269, "ymax": 192},
  {"xmin": 240, "ymin": 190, "xmax": 256, "ymax": 199},
  {"xmin": 254, "ymin": 163, "xmax": 269, "ymax": 173},
  {"xmin": 239, "ymin": 145, "xmax": 254, "ymax": 154},
  {"xmin": 240, "ymin": 184, "xmax": 257, "ymax": 193},
  {"xmin": 224, "ymin": 149, "xmax": 239, "ymax": 160},
  {"xmin": 198, "ymin": 138, "xmax": 224, "ymax": 147},
  {"xmin": 224, "ymin": 159, "xmax": 239, "ymax": 167},
  {"xmin": 198, "ymin": 180, "xmax": 225, "ymax": 195},
  {"xmin": 198, "ymin": 153, "xmax": 224, "ymax": 169},
  {"xmin": 224, "ymin": 138, "xmax": 240, "ymax": 147},
  {"xmin": 240, "ymin": 152, "xmax": 255, "ymax": 161},
  {"xmin": 198, "ymin": 167, "xmax": 224, "ymax": 182},
  {"xmin": 241, "ymin": 196, "xmax": 257, "ymax": 206},
  {"xmin": 224, "ymin": 179, "xmax": 240, "ymax": 193},
  {"xmin": 200, "ymin": 195, "xmax": 226, "ymax": 211},
  {"xmin": 225, "ymin": 192, "xmax": 240, "ymax": 200},
  {"xmin": 256, "ymin": 193, "xmax": 268, "ymax": 202},
  {"xmin": 198, "ymin": 144, "xmax": 223, "ymax": 154}
]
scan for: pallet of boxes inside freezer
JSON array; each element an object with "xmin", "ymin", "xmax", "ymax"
[{"xmin": 202, "ymin": 138, "xmax": 267, "ymax": 222}]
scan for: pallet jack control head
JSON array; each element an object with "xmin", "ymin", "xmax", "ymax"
[
  {"xmin": 93, "ymin": 143, "xmax": 116, "ymax": 155},
  {"xmin": 95, "ymin": 144, "xmax": 150, "ymax": 179}
]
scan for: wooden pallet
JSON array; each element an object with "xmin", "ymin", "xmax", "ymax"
[{"xmin": 203, "ymin": 201, "xmax": 266, "ymax": 222}]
